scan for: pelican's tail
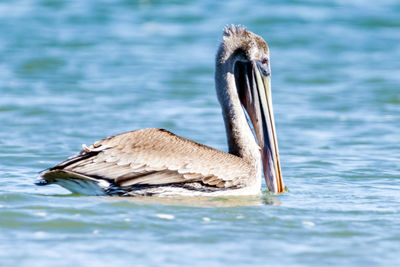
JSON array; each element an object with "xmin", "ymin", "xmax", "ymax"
[{"xmin": 35, "ymin": 170, "xmax": 110, "ymax": 196}]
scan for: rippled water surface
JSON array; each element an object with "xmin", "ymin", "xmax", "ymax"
[{"xmin": 1, "ymin": 0, "xmax": 400, "ymax": 266}]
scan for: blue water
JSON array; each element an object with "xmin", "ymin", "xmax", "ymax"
[{"xmin": 1, "ymin": 0, "xmax": 400, "ymax": 266}]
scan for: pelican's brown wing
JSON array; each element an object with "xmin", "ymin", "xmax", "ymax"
[{"xmin": 40, "ymin": 128, "xmax": 254, "ymax": 190}]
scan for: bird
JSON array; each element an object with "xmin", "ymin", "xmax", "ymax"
[{"xmin": 35, "ymin": 25, "xmax": 285, "ymax": 197}]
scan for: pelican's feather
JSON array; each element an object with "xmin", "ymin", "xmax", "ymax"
[{"xmin": 41, "ymin": 129, "xmax": 254, "ymax": 191}]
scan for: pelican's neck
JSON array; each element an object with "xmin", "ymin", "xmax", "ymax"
[{"xmin": 215, "ymin": 57, "xmax": 260, "ymax": 166}]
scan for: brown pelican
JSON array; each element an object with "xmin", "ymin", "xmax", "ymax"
[{"xmin": 35, "ymin": 26, "xmax": 285, "ymax": 196}]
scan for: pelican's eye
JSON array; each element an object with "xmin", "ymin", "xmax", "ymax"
[{"xmin": 257, "ymin": 57, "xmax": 271, "ymax": 77}]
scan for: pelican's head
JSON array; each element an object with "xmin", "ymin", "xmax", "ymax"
[{"xmin": 216, "ymin": 25, "xmax": 285, "ymax": 193}]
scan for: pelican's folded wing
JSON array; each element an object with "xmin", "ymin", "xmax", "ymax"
[{"xmin": 41, "ymin": 128, "xmax": 254, "ymax": 189}]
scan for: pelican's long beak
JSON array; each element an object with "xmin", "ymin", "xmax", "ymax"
[{"xmin": 235, "ymin": 60, "xmax": 285, "ymax": 193}]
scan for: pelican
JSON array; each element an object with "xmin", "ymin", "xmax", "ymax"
[{"xmin": 35, "ymin": 26, "xmax": 285, "ymax": 196}]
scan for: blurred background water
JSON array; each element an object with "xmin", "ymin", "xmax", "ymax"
[{"xmin": 1, "ymin": 0, "xmax": 399, "ymax": 266}]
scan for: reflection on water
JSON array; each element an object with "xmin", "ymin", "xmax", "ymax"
[{"xmin": 108, "ymin": 194, "xmax": 265, "ymax": 207}]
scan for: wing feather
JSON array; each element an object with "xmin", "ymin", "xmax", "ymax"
[{"xmin": 53, "ymin": 128, "xmax": 254, "ymax": 189}]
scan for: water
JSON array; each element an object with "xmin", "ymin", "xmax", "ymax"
[{"xmin": 1, "ymin": 0, "xmax": 399, "ymax": 266}]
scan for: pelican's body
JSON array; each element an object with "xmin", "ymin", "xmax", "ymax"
[{"xmin": 36, "ymin": 26, "xmax": 285, "ymax": 196}]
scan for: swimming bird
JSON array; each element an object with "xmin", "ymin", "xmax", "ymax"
[{"xmin": 35, "ymin": 26, "xmax": 285, "ymax": 196}]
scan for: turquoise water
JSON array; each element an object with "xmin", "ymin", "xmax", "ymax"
[{"xmin": 1, "ymin": 0, "xmax": 400, "ymax": 266}]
